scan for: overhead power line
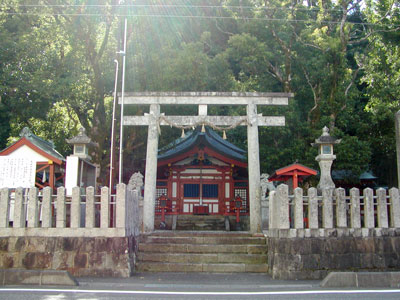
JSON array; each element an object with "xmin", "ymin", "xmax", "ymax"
[
  {"xmin": 8, "ymin": 3, "xmax": 349, "ymax": 13},
  {"xmin": 0, "ymin": 3, "xmax": 394, "ymax": 28},
  {"xmin": 0, "ymin": 11, "xmax": 383, "ymax": 27}
]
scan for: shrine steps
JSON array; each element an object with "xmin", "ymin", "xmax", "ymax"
[
  {"xmin": 175, "ymin": 215, "xmax": 227, "ymax": 231},
  {"xmin": 136, "ymin": 231, "xmax": 268, "ymax": 273}
]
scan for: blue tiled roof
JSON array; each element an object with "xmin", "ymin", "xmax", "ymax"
[{"xmin": 158, "ymin": 127, "xmax": 246, "ymax": 162}]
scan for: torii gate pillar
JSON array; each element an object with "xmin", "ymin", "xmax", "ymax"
[
  {"xmin": 121, "ymin": 92, "xmax": 292, "ymax": 233},
  {"xmin": 143, "ymin": 104, "xmax": 160, "ymax": 232},
  {"xmin": 247, "ymin": 103, "xmax": 262, "ymax": 233}
]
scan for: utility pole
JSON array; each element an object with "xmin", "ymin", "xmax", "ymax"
[
  {"xmin": 396, "ymin": 110, "xmax": 400, "ymax": 188},
  {"xmin": 118, "ymin": 18, "xmax": 127, "ymax": 184},
  {"xmin": 109, "ymin": 60, "xmax": 118, "ymax": 190}
]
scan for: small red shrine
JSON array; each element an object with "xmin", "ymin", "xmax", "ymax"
[
  {"xmin": 155, "ymin": 127, "xmax": 249, "ymax": 218},
  {"xmin": 268, "ymin": 163, "xmax": 317, "ymax": 190},
  {"xmin": 0, "ymin": 127, "xmax": 65, "ymax": 190}
]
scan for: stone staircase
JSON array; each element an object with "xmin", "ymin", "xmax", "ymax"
[
  {"xmin": 136, "ymin": 231, "xmax": 268, "ymax": 273},
  {"xmin": 175, "ymin": 215, "xmax": 227, "ymax": 231}
]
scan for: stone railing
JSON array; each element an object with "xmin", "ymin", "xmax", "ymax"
[
  {"xmin": 0, "ymin": 184, "xmax": 140, "ymax": 238},
  {"xmin": 268, "ymin": 184, "xmax": 400, "ymax": 238}
]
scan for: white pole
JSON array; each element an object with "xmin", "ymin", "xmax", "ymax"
[
  {"xmin": 396, "ymin": 110, "xmax": 400, "ymax": 188},
  {"xmin": 109, "ymin": 59, "xmax": 119, "ymax": 190},
  {"xmin": 118, "ymin": 18, "xmax": 127, "ymax": 184}
]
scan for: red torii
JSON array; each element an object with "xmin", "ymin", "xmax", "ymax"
[{"xmin": 268, "ymin": 163, "xmax": 317, "ymax": 189}]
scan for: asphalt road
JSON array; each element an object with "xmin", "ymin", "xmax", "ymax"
[
  {"xmin": 1, "ymin": 287, "xmax": 400, "ymax": 300},
  {"xmin": 1, "ymin": 273, "xmax": 400, "ymax": 300}
]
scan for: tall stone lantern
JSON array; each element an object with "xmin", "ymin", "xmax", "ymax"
[
  {"xmin": 65, "ymin": 127, "xmax": 97, "ymax": 195},
  {"xmin": 66, "ymin": 127, "xmax": 94, "ymax": 161},
  {"xmin": 312, "ymin": 126, "xmax": 341, "ymax": 191}
]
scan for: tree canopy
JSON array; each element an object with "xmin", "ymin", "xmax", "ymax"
[{"xmin": 1, "ymin": 0, "xmax": 399, "ymax": 187}]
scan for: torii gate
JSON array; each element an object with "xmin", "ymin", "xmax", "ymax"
[{"xmin": 121, "ymin": 92, "xmax": 292, "ymax": 233}]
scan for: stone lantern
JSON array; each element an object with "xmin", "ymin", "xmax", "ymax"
[
  {"xmin": 312, "ymin": 126, "xmax": 341, "ymax": 191},
  {"xmin": 65, "ymin": 127, "xmax": 97, "ymax": 196},
  {"xmin": 66, "ymin": 127, "xmax": 94, "ymax": 161}
]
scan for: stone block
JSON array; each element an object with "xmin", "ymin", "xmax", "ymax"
[
  {"xmin": 1, "ymin": 254, "xmax": 14, "ymax": 268},
  {"xmin": 301, "ymin": 254, "xmax": 320, "ymax": 270},
  {"xmin": 325, "ymin": 229, "xmax": 337, "ymax": 238},
  {"xmin": 275, "ymin": 239, "xmax": 289, "ymax": 254},
  {"xmin": 336, "ymin": 253, "xmax": 357, "ymax": 270},
  {"xmin": 35, "ymin": 253, "xmax": 52, "ymax": 269},
  {"xmin": 88, "ymin": 252, "xmax": 106, "ymax": 268},
  {"xmin": 359, "ymin": 253, "xmax": 374, "ymax": 269},
  {"xmin": 296, "ymin": 229, "xmax": 305, "ymax": 238},
  {"xmin": 202, "ymin": 263, "xmax": 245, "ymax": 273},
  {"xmin": 3, "ymin": 269, "xmax": 40, "ymax": 285},
  {"xmin": 355, "ymin": 238, "xmax": 374, "ymax": 253},
  {"xmin": 336, "ymin": 228, "xmax": 350, "ymax": 238},
  {"xmin": 53, "ymin": 252, "xmax": 73, "ymax": 270},
  {"xmin": 277, "ymin": 229, "xmax": 290, "ymax": 238},
  {"xmin": 391, "ymin": 237, "xmax": 400, "ymax": 253},
  {"xmin": 289, "ymin": 229, "xmax": 297, "ymax": 238},
  {"xmin": 21, "ymin": 252, "xmax": 36, "ymax": 269},
  {"xmin": 74, "ymin": 253, "xmax": 88, "ymax": 268},
  {"xmin": 188, "ymin": 254, "xmax": 218, "ymax": 264},
  {"xmin": 310, "ymin": 239, "xmax": 324, "ymax": 254},
  {"xmin": 245, "ymin": 263, "xmax": 268, "ymax": 272},
  {"xmin": 384, "ymin": 252, "xmax": 400, "ymax": 268},
  {"xmin": 171, "ymin": 262, "xmax": 203, "ymax": 272},
  {"xmin": 40, "ymin": 270, "xmax": 78, "ymax": 286},
  {"xmin": 357, "ymin": 272, "xmax": 390, "ymax": 287},
  {"xmin": 352, "ymin": 228, "xmax": 362, "ymax": 237},
  {"xmin": 0, "ymin": 238, "xmax": 8, "ymax": 252},
  {"xmin": 362, "ymin": 228, "xmax": 371, "ymax": 237},
  {"xmin": 372, "ymin": 254, "xmax": 386, "ymax": 268},
  {"xmin": 247, "ymin": 245, "xmax": 267, "ymax": 254},
  {"xmin": 24, "ymin": 237, "xmax": 50, "ymax": 253},
  {"xmin": 290, "ymin": 239, "xmax": 311, "ymax": 255},
  {"xmin": 310, "ymin": 229, "xmax": 320, "ymax": 238},
  {"xmin": 12, "ymin": 237, "xmax": 26, "ymax": 252},
  {"xmin": 57, "ymin": 237, "xmax": 78, "ymax": 252},
  {"xmin": 286, "ymin": 254, "xmax": 303, "ymax": 271},
  {"xmin": 111, "ymin": 237, "xmax": 129, "ymax": 255},
  {"xmin": 381, "ymin": 228, "xmax": 390, "ymax": 236},
  {"xmin": 323, "ymin": 238, "xmax": 337, "ymax": 254},
  {"xmin": 320, "ymin": 272, "xmax": 357, "ymax": 287}
]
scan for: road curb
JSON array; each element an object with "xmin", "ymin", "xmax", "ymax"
[
  {"xmin": 0, "ymin": 269, "xmax": 78, "ymax": 286},
  {"xmin": 320, "ymin": 271, "xmax": 400, "ymax": 288}
]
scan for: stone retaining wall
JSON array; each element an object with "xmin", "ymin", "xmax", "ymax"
[
  {"xmin": 267, "ymin": 234, "xmax": 400, "ymax": 280},
  {"xmin": 0, "ymin": 236, "xmax": 136, "ymax": 277}
]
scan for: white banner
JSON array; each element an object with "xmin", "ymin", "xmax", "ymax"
[{"xmin": 0, "ymin": 157, "xmax": 36, "ymax": 188}]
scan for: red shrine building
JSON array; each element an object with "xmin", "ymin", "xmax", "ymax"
[{"xmin": 155, "ymin": 127, "xmax": 249, "ymax": 229}]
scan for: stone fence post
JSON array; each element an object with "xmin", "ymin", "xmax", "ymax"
[
  {"xmin": 116, "ymin": 183, "xmax": 127, "ymax": 229},
  {"xmin": 71, "ymin": 187, "xmax": 81, "ymax": 228},
  {"xmin": 390, "ymin": 188, "xmax": 400, "ymax": 228},
  {"xmin": 41, "ymin": 187, "xmax": 52, "ymax": 228},
  {"xmin": 269, "ymin": 184, "xmax": 289, "ymax": 229},
  {"xmin": 27, "ymin": 187, "xmax": 39, "ymax": 228},
  {"xmin": 100, "ymin": 186, "xmax": 110, "ymax": 229},
  {"xmin": 0, "ymin": 188, "xmax": 10, "ymax": 228},
  {"xmin": 322, "ymin": 188, "xmax": 333, "ymax": 229},
  {"xmin": 293, "ymin": 187, "xmax": 303, "ymax": 229},
  {"xmin": 56, "ymin": 187, "xmax": 66, "ymax": 228},
  {"xmin": 116, "ymin": 183, "xmax": 140, "ymax": 236}
]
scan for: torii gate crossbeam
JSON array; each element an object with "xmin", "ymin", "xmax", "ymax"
[{"xmin": 119, "ymin": 92, "xmax": 292, "ymax": 233}]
